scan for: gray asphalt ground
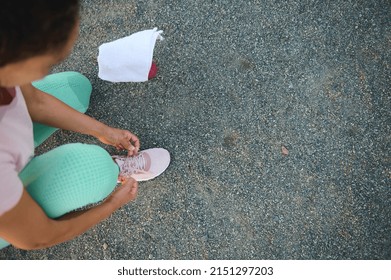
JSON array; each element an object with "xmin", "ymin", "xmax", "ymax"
[{"xmin": 1, "ymin": 0, "xmax": 390, "ymax": 260}]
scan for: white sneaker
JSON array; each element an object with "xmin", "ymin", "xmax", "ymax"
[{"xmin": 113, "ymin": 148, "xmax": 170, "ymax": 182}]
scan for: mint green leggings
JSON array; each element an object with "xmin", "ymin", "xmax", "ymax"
[{"xmin": 0, "ymin": 72, "xmax": 119, "ymax": 249}]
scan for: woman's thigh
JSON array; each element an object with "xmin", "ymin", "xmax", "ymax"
[{"xmin": 19, "ymin": 143, "xmax": 119, "ymax": 218}]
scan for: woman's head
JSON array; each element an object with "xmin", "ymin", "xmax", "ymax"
[{"xmin": 0, "ymin": 0, "xmax": 80, "ymax": 87}]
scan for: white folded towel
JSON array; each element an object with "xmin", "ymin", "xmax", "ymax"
[{"xmin": 98, "ymin": 28, "xmax": 163, "ymax": 82}]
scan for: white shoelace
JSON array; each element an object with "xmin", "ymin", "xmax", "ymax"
[{"xmin": 120, "ymin": 153, "xmax": 148, "ymax": 177}]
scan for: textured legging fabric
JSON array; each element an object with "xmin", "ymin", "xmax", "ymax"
[{"xmin": 0, "ymin": 72, "xmax": 119, "ymax": 249}]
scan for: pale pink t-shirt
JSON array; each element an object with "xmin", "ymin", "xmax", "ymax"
[{"xmin": 0, "ymin": 87, "xmax": 34, "ymax": 216}]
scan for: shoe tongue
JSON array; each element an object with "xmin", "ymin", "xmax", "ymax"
[
  {"xmin": 130, "ymin": 154, "xmax": 145, "ymax": 170},
  {"xmin": 140, "ymin": 153, "xmax": 153, "ymax": 171}
]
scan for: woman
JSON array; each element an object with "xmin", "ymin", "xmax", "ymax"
[{"xmin": 0, "ymin": 0, "xmax": 169, "ymax": 250}]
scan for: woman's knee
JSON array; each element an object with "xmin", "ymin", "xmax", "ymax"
[
  {"xmin": 32, "ymin": 71, "xmax": 92, "ymax": 114},
  {"xmin": 66, "ymin": 72, "xmax": 92, "ymax": 113}
]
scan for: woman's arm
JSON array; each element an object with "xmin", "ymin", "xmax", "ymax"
[
  {"xmin": 20, "ymin": 83, "xmax": 140, "ymax": 155},
  {"xmin": 21, "ymin": 83, "xmax": 106, "ymax": 138},
  {"xmin": 0, "ymin": 179, "xmax": 138, "ymax": 250}
]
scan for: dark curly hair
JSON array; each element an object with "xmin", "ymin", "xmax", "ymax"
[{"xmin": 0, "ymin": 0, "xmax": 80, "ymax": 67}]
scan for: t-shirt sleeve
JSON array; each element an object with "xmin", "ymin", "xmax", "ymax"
[{"xmin": 0, "ymin": 162, "xmax": 24, "ymax": 216}]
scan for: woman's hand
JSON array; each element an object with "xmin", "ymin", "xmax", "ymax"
[
  {"xmin": 105, "ymin": 178, "xmax": 138, "ymax": 211},
  {"xmin": 97, "ymin": 126, "xmax": 140, "ymax": 156}
]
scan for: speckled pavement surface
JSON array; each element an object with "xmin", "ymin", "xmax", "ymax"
[{"xmin": 1, "ymin": 0, "xmax": 390, "ymax": 259}]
